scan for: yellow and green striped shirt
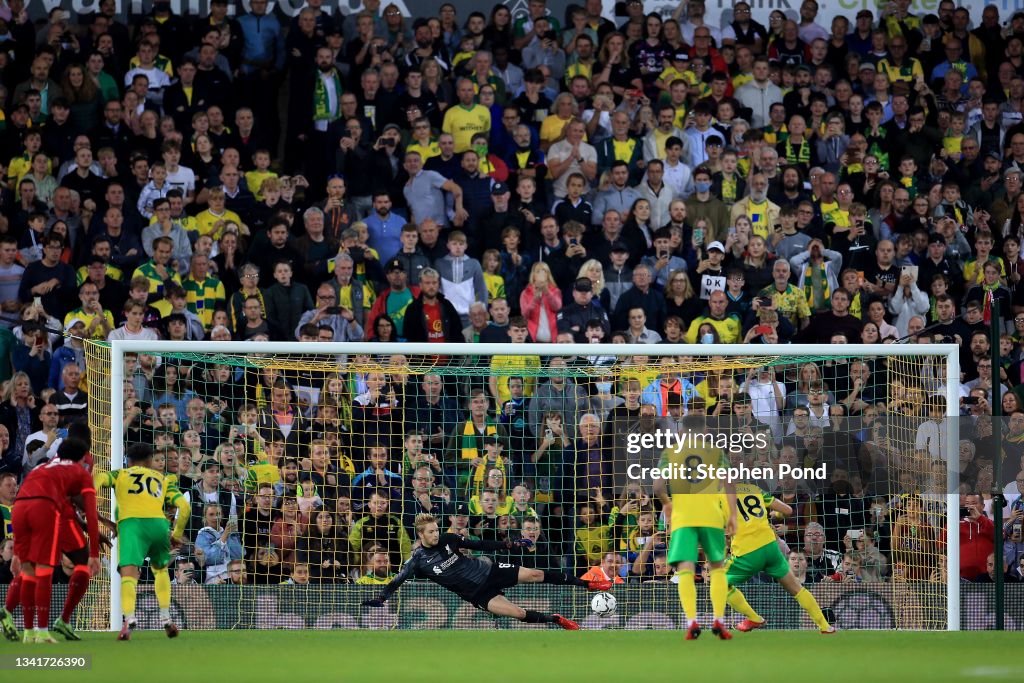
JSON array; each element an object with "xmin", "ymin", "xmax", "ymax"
[
  {"xmin": 183, "ymin": 275, "xmax": 226, "ymax": 328},
  {"xmin": 132, "ymin": 261, "xmax": 182, "ymax": 298}
]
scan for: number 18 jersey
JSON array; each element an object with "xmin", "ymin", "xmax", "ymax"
[
  {"xmin": 728, "ymin": 482, "xmax": 777, "ymax": 557},
  {"xmin": 96, "ymin": 466, "xmax": 180, "ymax": 521}
]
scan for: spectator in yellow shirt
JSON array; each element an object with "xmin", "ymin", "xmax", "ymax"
[
  {"xmin": 196, "ymin": 186, "xmax": 244, "ymax": 240},
  {"xmin": 245, "ymin": 149, "xmax": 278, "ymax": 202},
  {"xmin": 64, "ymin": 281, "xmax": 115, "ymax": 340}
]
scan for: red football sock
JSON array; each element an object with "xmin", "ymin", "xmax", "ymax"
[
  {"xmin": 34, "ymin": 569, "xmax": 53, "ymax": 631},
  {"xmin": 4, "ymin": 574, "xmax": 21, "ymax": 613},
  {"xmin": 61, "ymin": 567, "xmax": 91, "ymax": 623},
  {"xmin": 20, "ymin": 575, "xmax": 37, "ymax": 630}
]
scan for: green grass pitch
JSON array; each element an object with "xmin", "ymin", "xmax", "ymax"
[{"xmin": 3, "ymin": 630, "xmax": 1021, "ymax": 683}]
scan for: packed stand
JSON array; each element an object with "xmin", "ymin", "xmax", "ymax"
[{"xmin": 0, "ymin": 0, "xmax": 1021, "ymax": 590}]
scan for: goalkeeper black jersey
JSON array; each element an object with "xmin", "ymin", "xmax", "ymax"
[{"xmin": 379, "ymin": 533, "xmax": 510, "ymax": 600}]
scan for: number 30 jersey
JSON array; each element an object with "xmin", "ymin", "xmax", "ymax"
[
  {"xmin": 728, "ymin": 482, "xmax": 777, "ymax": 557},
  {"xmin": 94, "ymin": 466, "xmax": 183, "ymax": 521}
]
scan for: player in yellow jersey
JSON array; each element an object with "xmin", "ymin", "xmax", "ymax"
[
  {"xmin": 94, "ymin": 443, "xmax": 190, "ymax": 641},
  {"xmin": 723, "ymin": 482, "xmax": 834, "ymax": 634},
  {"xmin": 654, "ymin": 407, "xmax": 738, "ymax": 641}
]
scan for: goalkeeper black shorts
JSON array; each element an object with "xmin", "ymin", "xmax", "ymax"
[{"xmin": 468, "ymin": 561, "xmax": 521, "ymax": 610}]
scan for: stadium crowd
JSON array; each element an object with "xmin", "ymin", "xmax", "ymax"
[{"xmin": 0, "ymin": 0, "xmax": 1022, "ymax": 591}]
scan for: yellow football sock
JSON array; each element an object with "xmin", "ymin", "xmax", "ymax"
[
  {"xmin": 154, "ymin": 569, "xmax": 171, "ymax": 610},
  {"xmin": 677, "ymin": 570, "xmax": 697, "ymax": 623},
  {"xmin": 120, "ymin": 577, "xmax": 138, "ymax": 619},
  {"xmin": 710, "ymin": 567, "xmax": 727, "ymax": 620},
  {"xmin": 795, "ymin": 588, "xmax": 830, "ymax": 630},
  {"xmin": 727, "ymin": 587, "xmax": 763, "ymax": 622}
]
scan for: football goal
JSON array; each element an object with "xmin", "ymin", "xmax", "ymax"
[{"xmin": 80, "ymin": 340, "xmax": 961, "ymax": 631}]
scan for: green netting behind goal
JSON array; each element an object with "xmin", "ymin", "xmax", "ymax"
[{"xmin": 79, "ymin": 341, "xmax": 954, "ymax": 630}]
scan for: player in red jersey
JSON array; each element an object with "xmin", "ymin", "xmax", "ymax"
[
  {"xmin": 2, "ymin": 499, "xmax": 107, "ymax": 642},
  {"xmin": 3, "ymin": 423, "xmax": 102, "ymax": 643},
  {"xmin": 9, "ymin": 439, "xmax": 101, "ymax": 644}
]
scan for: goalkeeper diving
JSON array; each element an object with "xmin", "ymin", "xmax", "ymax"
[
  {"xmin": 724, "ymin": 482, "xmax": 835, "ymax": 633},
  {"xmin": 363, "ymin": 513, "xmax": 611, "ymax": 629}
]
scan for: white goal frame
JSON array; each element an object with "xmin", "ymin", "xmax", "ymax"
[{"xmin": 107, "ymin": 341, "xmax": 962, "ymax": 631}]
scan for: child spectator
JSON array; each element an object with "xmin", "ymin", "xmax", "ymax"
[
  {"xmin": 436, "ymin": 230, "xmax": 487, "ymax": 326},
  {"xmin": 943, "ymin": 111, "xmax": 966, "ymax": 161},
  {"xmin": 552, "ymin": 173, "xmax": 594, "ymax": 226},
  {"xmin": 196, "ymin": 186, "xmax": 246, "ymax": 241},
  {"xmin": 481, "ymin": 248, "xmax": 507, "ymax": 302},
  {"xmin": 137, "ymin": 161, "xmax": 171, "ymax": 219},
  {"xmin": 18, "ymin": 212, "xmax": 47, "ymax": 264},
  {"xmin": 520, "ymin": 262, "xmax": 562, "ymax": 343},
  {"xmin": 499, "ymin": 226, "xmax": 532, "ymax": 314},
  {"xmin": 245, "ymin": 149, "xmax": 278, "ymax": 202}
]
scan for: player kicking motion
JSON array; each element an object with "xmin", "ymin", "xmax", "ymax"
[
  {"xmin": 5, "ymin": 439, "xmax": 101, "ymax": 644},
  {"xmin": 94, "ymin": 443, "xmax": 190, "ymax": 640},
  {"xmin": 655, "ymin": 410, "xmax": 738, "ymax": 641},
  {"xmin": 724, "ymin": 482, "xmax": 835, "ymax": 634},
  {"xmin": 363, "ymin": 513, "xmax": 611, "ymax": 629}
]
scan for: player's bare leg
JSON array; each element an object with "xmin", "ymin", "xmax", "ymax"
[
  {"xmin": 778, "ymin": 573, "xmax": 833, "ymax": 633},
  {"xmin": 485, "ymin": 595, "xmax": 578, "ymax": 630},
  {"xmin": 516, "ymin": 567, "xmax": 612, "ymax": 592},
  {"xmin": 708, "ymin": 559, "xmax": 732, "ymax": 640}
]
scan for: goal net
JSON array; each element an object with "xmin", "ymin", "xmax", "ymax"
[{"xmin": 78, "ymin": 340, "xmax": 960, "ymax": 631}]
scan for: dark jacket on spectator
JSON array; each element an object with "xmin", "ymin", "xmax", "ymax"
[
  {"xmin": 403, "ymin": 293, "xmax": 464, "ymax": 344},
  {"xmin": 612, "ymin": 285, "xmax": 666, "ymax": 331},
  {"xmin": 298, "ymin": 531, "xmax": 348, "ymax": 583},
  {"xmin": 263, "ymin": 281, "xmax": 314, "ymax": 341},
  {"xmin": 798, "ymin": 311, "xmax": 864, "ymax": 345},
  {"xmin": 12, "ymin": 342, "xmax": 52, "ymax": 395},
  {"xmin": 406, "ymin": 392, "xmax": 461, "ymax": 444}
]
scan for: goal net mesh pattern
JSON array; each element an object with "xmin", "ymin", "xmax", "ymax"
[{"xmin": 73, "ymin": 341, "xmax": 953, "ymax": 631}]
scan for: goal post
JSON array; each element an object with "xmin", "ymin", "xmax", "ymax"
[{"xmin": 89, "ymin": 340, "xmax": 961, "ymax": 631}]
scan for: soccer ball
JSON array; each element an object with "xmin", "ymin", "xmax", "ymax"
[{"xmin": 590, "ymin": 592, "xmax": 617, "ymax": 616}]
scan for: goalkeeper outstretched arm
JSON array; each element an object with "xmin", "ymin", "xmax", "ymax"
[
  {"xmin": 457, "ymin": 536, "xmax": 524, "ymax": 553},
  {"xmin": 373, "ymin": 556, "xmax": 416, "ymax": 604}
]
